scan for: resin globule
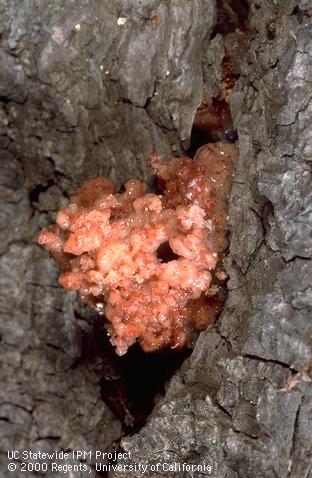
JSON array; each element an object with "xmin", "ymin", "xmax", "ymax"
[{"xmin": 38, "ymin": 143, "xmax": 237, "ymax": 355}]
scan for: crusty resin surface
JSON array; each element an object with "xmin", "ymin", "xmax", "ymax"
[{"xmin": 38, "ymin": 143, "xmax": 237, "ymax": 355}]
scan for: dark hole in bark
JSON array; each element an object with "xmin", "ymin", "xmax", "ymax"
[
  {"xmin": 188, "ymin": 98, "xmax": 238, "ymax": 157},
  {"xmin": 29, "ymin": 179, "xmax": 55, "ymax": 204},
  {"xmin": 291, "ymin": 5, "xmax": 306, "ymax": 22},
  {"xmin": 266, "ymin": 21, "xmax": 276, "ymax": 41},
  {"xmin": 211, "ymin": 0, "xmax": 249, "ymax": 38},
  {"xmin": 188, "ymin": 126, "xmax": 215, "ymax": 157},
  {"xmin": 118, "ymin": 184, "xmax": 126, "ymax": 193},
  {"xmin": 75, "ymin": 310, "xmax": 190, "ymax": 433}
]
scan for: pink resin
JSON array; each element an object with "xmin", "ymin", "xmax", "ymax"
[{"xmin": 38, "ymin": 143, "xmax": 237, "ymax": 355}]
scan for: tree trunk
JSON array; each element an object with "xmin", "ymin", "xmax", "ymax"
[{"xmin": 0, "ymin": 1, "xmax": 311, "ymax": 477}]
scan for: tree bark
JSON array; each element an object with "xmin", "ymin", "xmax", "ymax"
[{"xmin": 0, "ymin": 1, "xmax": 311, "ymax": 477}]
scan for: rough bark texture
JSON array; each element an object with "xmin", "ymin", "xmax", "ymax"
[
  {"xmin": 118, "ymin": 1, "xmax": 312, "ymax": 477},
  {"xmin": 0, "ymin": 0, "xmax": 311, "ymax": 478},
  {"xmin": 0, "ymin": 0, "xmax": 215, "ymax": 476}
]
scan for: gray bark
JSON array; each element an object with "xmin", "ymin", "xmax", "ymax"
[
  {"xmin": 0, "ymin": 0, "xmax": 311, "ymax": 477},
  {"xmin": 118, "ymin": 1, "xmax": 312, "ymax": 477}
]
